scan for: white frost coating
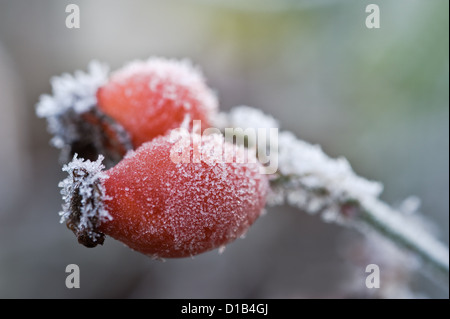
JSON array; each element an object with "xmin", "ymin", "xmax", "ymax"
[
  {"xmin": 269, "ymin": 131, "xmax": 383, "ymax": 219},
  {"xmin": 37, "ymin": 61, "xmax": 109, "ymax": 117},
  {"xmin": 59, "ymin": 154, "xmax": 112, "ymax": 232},
  {"xmin": 36, "ymin": 61, "xmax": 109, "ymax": 147},
  {"xmin": 211, "ymin": 111, "xmax": 229, "ymax": 130},
  {"xmin": 112, "ymin": 57, "xmax": 218, "ymax": 117},
  {"xmin": 398, "ymin": 196, "xmax": 421, "ymax": 215},
  {"xmin": 233, "ymin": 106, "xmax": 448, "ymax": 276},
  {"xmin": 226, "ymin": 105, "xmax": 279, "ymax": 131},
  {"xmin": 219, "ymin": 105, "xmax": 279, "ymax": 148},
  {"xmin": 221, "ymin": 106, "xmax": 382, "ymax": 218}
]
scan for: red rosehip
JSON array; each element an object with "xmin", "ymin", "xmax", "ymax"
[
  {"xmin": 97, "ymin": 58, "xmax": 218, "ymax": 148},
  {"xmin": 60, "ymin": 131, "xmax": 268, "ymax": 258}
]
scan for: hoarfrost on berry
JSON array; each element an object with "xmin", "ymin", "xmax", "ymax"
[
  {"xmin": 97, "ymin": 57, "xmax": 218, "ymax": 148},
  {"xmin": 100, "ymin": 131, "xmax": 268, "ymax": 257},
  {"xmin": 108, "ymin": 57, "xmax": 218, "ymax": 119}
]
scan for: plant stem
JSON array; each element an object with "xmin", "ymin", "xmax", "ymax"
[
  {"xmin": 224, "ymin": 106, "xmax": 449, "ymax": 282},
  {"xmin": 356, "ymin": 197, "xmax": 449, "ymax": 280},
  {"xmin": 272, "ymin": 178, "xmax": 449, "ymax": 280}
]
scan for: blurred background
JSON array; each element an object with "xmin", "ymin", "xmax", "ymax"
[{"xmin": 0, "ymin": 0, "xmax": 448, "ymax": 298}]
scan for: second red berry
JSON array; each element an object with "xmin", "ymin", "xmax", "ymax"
[{"xmin": 97, "ymin": 58, "xmax": 218, "ymax": 148}]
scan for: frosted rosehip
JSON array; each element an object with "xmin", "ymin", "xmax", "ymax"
[
  {"xmin": 37, "ymin": 58, "xmax": 217, "ymax": 165},
  {"xmin": 60, "ymin": 131, "xmax": 268, "ymax": 258},
  {"xmin": 97, "ymin": 58, "xmax": 218, "ymax": 148},
  {"xmin": 35, "ymin": 61, "xmax": 131, "ymax": 164}
]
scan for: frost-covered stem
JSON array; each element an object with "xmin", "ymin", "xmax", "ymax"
[
  {"xmin": 224, "ymin": 106, "xmax": 449, "ymax": 282},
  {"xmin": 274, "ymin": 178, "xmax": 449, "ymax": 279},
  {"xmin": 356, "ymin": 198, "xmax": 449, "ymax": 280}
]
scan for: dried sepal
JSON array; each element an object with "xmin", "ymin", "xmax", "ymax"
[
  {"xmin": 59, "ymin": 154, "xmax": 112, "ymax": 247},
  {"xmin": 36, "ymin": 61, "xmax": 132, "ymax": 166}
]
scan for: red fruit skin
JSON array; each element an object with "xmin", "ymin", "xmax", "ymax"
[
  {"xmin": 99, "ymin": 133, "xmax": 268, "ymax": 258},
  {"xmin": 96, "ymin": 59, "xmax": 217, "ymax": 148}
]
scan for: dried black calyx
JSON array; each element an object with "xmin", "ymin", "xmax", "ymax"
[
  {"xmin": 65, "ymin": 167, "xmax": 105, "ymax": 248},
  {"xmin": 59, "ymin": 108, "xmax": 133, "ymax": 168}
]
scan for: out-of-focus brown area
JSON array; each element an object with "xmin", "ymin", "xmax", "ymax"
[{"xmin": 0, "ymin": 0, "xmax": 448, "ymax": 298}]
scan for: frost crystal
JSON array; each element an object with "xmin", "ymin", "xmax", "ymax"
[
  {"xmin": 226, "ymin": 105, "xmax": 279, "ymax": 131},
  {"xmin": 238, "ymin": 106, "xmax": 449, "ymax": 275},
  {"xmin": 112, "ymin": 57, "xmax": 218, "ymax": 118},
  {"xmin": 271, "ymin": 131, "xmax": 383, "ymax": 219},
  {"xmin": 217, "ymin": 105, "xmax": 279, "ymax": 148},
  {"xmin": 37, "ymin": 61, "xmax": 108, "ymax": 117},
  {"xmin": 398, "ymin": 196, "xmax": 421, "ymax": 215},
  {"xmin": 59, "ymin": 154, "xmax": 112, "ymax": 247},
  {"xmin": 267, "ymin": 131, "xmax": 384, "ymax": 223},
  {"xmin": 225, "ymin": 106, "xmax": 382, "ymax": 222},
  {"xmin": 36, "ymin": 61, "xmax": 109, "ymax": 147},
  {"xmin": 225, "ymin": 106, "xmax": 383, "ymax": 221},
  {"xmin": 36, "ymin": 61, "xmax": 132, "ymax": 165}
]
